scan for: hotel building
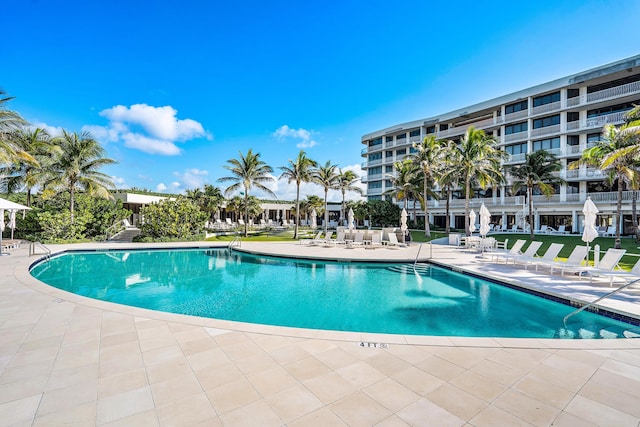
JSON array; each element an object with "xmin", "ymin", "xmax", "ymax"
[{"xmin": 361, "ymin": 55, "xmax": 640, "ymax": 235}]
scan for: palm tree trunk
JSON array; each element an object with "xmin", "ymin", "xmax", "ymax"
[
  {"xmin": 70, "ymin": 187, "xmax": 75, "ymax": 224},
  {"xmin": 633, "ymin": 190, "xmax": 639, "ymax": 242},
  {"xmin": 341, "ymin": 190, "xmax": 346, "ymax": 226},
  {"xmin": 324, "ymin": 189, "xmax": 329, "ymax": 235},
  {"xmin": 445, "ymin": 188, "xmax": 451, "ymax": 233},
  {"xmin": 244, "ymin": 189, "xmax": 249, "ymax": 237},
  {"xmin": 26, "ymin": 188, "xmax": 32, "ymax": 207},
  {"xmin": 423, "ymin": 175, "xmax": 430, "ymax": 237},
  {"xmin": 465, "ymin": 177, "xmax": 471, "ymax": 236},
  {"xmin": 294, "ymin": 182, "xmax": 300, "ymax": 239},
  {"xmin": 615, "ymin": 178, "xmax": 623, "ymax": 249},
  {"xmin": 528, "ymin": 186, "xmax": 534, "ymax": 241}
]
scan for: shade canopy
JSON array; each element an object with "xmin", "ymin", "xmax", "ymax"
[
  {"xmin": 581, "ymin": 197, "xmax": 599, "ymax": 244},
  {"xmin": 0, "ymin": 197, "xmax": 31, "ymax": 211},
  {"xmin": 468, "ymin": 209, "xmax": 477, "ymax": 234},
  {"xmin": 479, "ymin": 203, "xmax": 491, "ymax": 237}
]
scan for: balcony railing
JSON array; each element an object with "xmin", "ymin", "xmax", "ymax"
[
  {"xmin": 365, "ymin": 173, "xmax": 382, "ymax": 182},
  {"xmin": 384, "ymin": 140, "xmax": 396, "ymax": 148},
  {"xmin": 504, "ymin": 153, "xmax": 526, "ymax": 163},
  {"xmin": 530, "ymin": 124, "xmax": 561, "ymax": 138},
  {"xmin": 531, "ymin": 101, "xmax": 561, "ymax": 116},
  {"xmin": 360, "ymin": 147, "xmax": 368, "ymax": 156},
  {"xmin": 503, "ymin": 131, "xmax": 528, "ymax": 143},
  {"xmin": 409, "ymin": 136, "xmax": 422, "ymax": 143},
  {"xmin": 436, "ymin": 126, "xmax": 467, "ymax": 138},
  {"xmin": 367, "ymin": 158, "xmax": 383, "ymax": 167},
  {"xmin": 566, "ymin": 80, "xmax": 640, "ymax": 107},
  {"xmin": 503, "ymin": 109, "xmax": 529, "ymax": 123},
  {"xmin": 367, "ymin": 188, "xmax": 383, "ymax": 196}
]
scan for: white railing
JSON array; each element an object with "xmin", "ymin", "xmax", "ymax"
[
  {"xmin": 504, "ymin": 131, "xmax": 528, "ymax": 143},
  {"xmin": 367, "ymin": 187, "xmax": 383, "ymax": 196},
  {"xmin": 367, "ymin": 158, "xmax": 383, "ymax": 166},
  {"xmin": 586, "ymin": 80, "xmax": 640, "ymax": 103},
  {"xmin": 423, "ymin": 192, "xmax": 638, "ymax": 209},
  {"xmin": 583, "ymin": 111, "xmax": 627, "ymax": 130},
  {"xmin": 366, "ymin": 173, "xmax": 383, "ymax": 182},
  {"xmin": 504, "ymin": 109, "xmax": 529, "ymax": 122},
  {"xmin": 566, "ymin": 193, "xmax": 581, "ymax": 202},
  {"xmin": 504, "ymin": 153, "xmax": 526, "ymax": 163},
  {"xmin": 437, "ymin": 126, "xmax": 467, "ymax": 138},
  {"xmin": 566, "ymin": 121, "xmax": 580, "ymax": 131},
  {"xmin": 566, "ymin": 96, "xmax": 581, "ymax": 107},
  {"xmin": 409, "ymin": 136, "xmax": 422, "ymax": 143},
  {"xmin": 565, "ymin": 145, "xmax": 581, "ymax": 156},
  {"xmin": 530, "ymin": 124, "xmax": 561, "ymax": 138},
  {"xmin": 531, "ymin": 101, "xmax": 561, "ymax": 116},
  {"xmin": 384, "ymin": 140, "xmax": 396, "ymax": 148}
]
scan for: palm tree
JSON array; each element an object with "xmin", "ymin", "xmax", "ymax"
[
  {"xmin": 437, "ymin": 139, "xmax": 463, "ymax": 233},
  {"xmin": 440, "ymin": 127, "xmax": 505, "ymax": 236},
  {"xmin": 279, "ymin": 150, "xmax": 317, "ymax": 239},
  {"xmin": 44, "ymin": 130, "xmax": 117, "ymax": 222},
  {"xmin": 573, "ymin": 121, "xmax": 640, "ymax": 248},
  {"xmin": 0, "ymin": 91, "xmax": 32, "ymax": 164},
  {"xmin": 301, "ymin": 194, "xmax": 324, "ymax": 226},
  {"xmin": 410, "ymin": 135, "xmax": 443, "ymax": 237},
  {"xmin": 509, "ymin": 150, "xmax": 564, "ymax": 240},
  {"xmin": 218, "ymin": 149, "xmax": 275, "ymax": 237},
  {"xmin": 384, "ymin": 159, "xmax": 420, "ymax": 212},
  {"xmin": 312, "ymin": 161, "xmax": 339, "ymax": 235},
  {"xmin": 1, "ymin": 128, "xmax": 60, "ymax": 206},
  {"xmin": 336, "ymin": 169, "xmax": 364, "ymax": 226},
  {"xmin": 203, "ymin": 184, "xmax": 225, "ymax": 221}
]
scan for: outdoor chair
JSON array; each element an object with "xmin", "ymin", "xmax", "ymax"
[
  {"xmin": 503, "ymin": 241, "xmax": 543, "ymax": 265},
  {"xmin": 366, "ymin": 232, "xmax": 383, "ymax": 249},
  {"xmin": 592, "ymin": 257, "xmax": 640, "ymax": 286},
  {"xmin": 517, "ymin": 243, "xmax": 564, "ymax": 270},
  {"xmin": 386, "ymin": 233, "xmax": 405, "ymax": 249},
  {"xmin": 537, "ymin": 245, "xmax": 589, "ymax": 276},
  {"xmin": 491, "ymin": 239, "xmax": 526, "ymax": 263},
  {"xmin": 551, "ymin": 225, "xmax": 569, "ymax": 235},
  {"xmin": 586, "ymin": 248, "xmax": 627, "ymax": 285},
  {"xmin": 301, "ymin": 231, "xmax": 323, "ymax": 245}
]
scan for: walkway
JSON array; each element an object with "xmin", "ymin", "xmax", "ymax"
[{"xmin": 1, "ymin": 241, "xmax": 639, "ymax": 426}]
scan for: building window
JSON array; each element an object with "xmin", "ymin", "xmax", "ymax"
[
  {"xmin": 567, "ymin": 182, "xmax": 579, "ymax": 194},
  {"xmin": 369, "ymin": 195, "xmax": 382, "ymax": 200},
  {"xmin": 426, "ymin": 125, "xmax": 435, "ymax": 134},
  {"xmin": 587, "ymin": 100, "xmax": 640, "ymax": 118},
  {"xmin": 368, "ymin": 166, "xmax": 382, "ymax": 175},
  {"xmin": 587, "ymin": 133, "xmax": 600, "ymax": 143},
  {"xmin": 533, "ymin": 114, "xmax": 560, "ymax": 129},
  {"xmin": 409, "ymin": 129, "xmax": 420, "ymax": 137},
  {"xmin": 396, "ymin": 133, "xmax": 406, "ymax": 140},
  {"xmin": 384, "ymin": 179, "xmax": 392, "ymax": 187},
  {"xmin": 505, "ymin": 100, "xmax": 528, "ymax": 114},
  {"xmin": 567, "ymin": 135, "xmax": 580, "ymax": 146},
  {"xmin": 409, "ymin": 146, "xmax": 417, "ymax": 153},
  {"xmin": 368, "ymin": 152, "xmax": 382, "ymax": 161},
  {"xmin": 533, "ymin": 92, "xmax": 560, "ymax": 107},
  {"xmin": 368, "ymin": 181, "xmax": 382, "ymax": 189},
  {"xmin": 396, "ymin": 148, "xmax": 406, "ymax": 155},
  {"xmin": 368, "ymin": 137, "xmax": 382, "ymax": 147},
  {"xmin": 440, "ymin": 124, "xmax": 449, "ymax": 131},
  {"xmin": 587, "ymin": 73, "xmax": 640, "ymax": 93},
  {"xmin": 505, "ymin": 121, "xmax": 528, "ymax": 135},
  {"xmin": 567, "ymin": 111, "xmax": 579, "ymax": 122},
  {"xmin": 533, "ymin": 137, "xmax": 560, "ymax": 151},
  {"xmin": 385, "ymin": 136, "xmax": 393, "ymax": 142},
  {"xmin": 505, "ymin": 142, "xmax": 527, "ymax": 155},
  {"xmin": 385, "ymin": 150, "xmax": 393, "ymax": 158},
  {"xmin": 567, "ymin": 88, "xmax": 580, "ymax": 98},
  {"xmin": 385, "ymin": 165, "xmax": 393, "ymax": 173}
]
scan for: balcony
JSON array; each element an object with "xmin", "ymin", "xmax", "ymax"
[
  {"xmin": 531, "ymin": 101, "xmax": 561, "ymax": 116},
  {"xmin": 504, "ymin": 153, "xmax": 526, "ymax": 164},
  {"xmin": 365, "ymin": 173, "xmax": 383, "ymax": 182},
  {"xmin": 384, "ymin": 140, "xmax": 396, "ymax": 148},
  {"xmin": 503, "ymin": 109, "xmax": 529, "ymax": 123},
  {"xmin": 565, "ymin": 80, "xmax": 640, "ymax": 107},
  {"xmin": 367, "ymin": 187, "xmax": 383, "ymax": 196},
  {"xmin": 503, "ymin": 131, "xmax": 528, "ymax": 143},
  {"xmin": 436, "ymin": 126, "xmax": 467, "ymax": 139},
  {"xmin": 409, "ymin": 136, "xmax": 422, "ymax": 144},
  {"xmin": 360, "ymin": 147, "xmax": 368, "ymax": 156},
  {"xmin": 530, "ymin": 124, "xmax": 561, "ymax": 138}
]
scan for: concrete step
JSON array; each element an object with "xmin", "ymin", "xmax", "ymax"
[{"xmin": 108, "ymin": 228, "xmax": 141, "ymax": 243}]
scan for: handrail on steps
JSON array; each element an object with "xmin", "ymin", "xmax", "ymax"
[
  {"xmin": 228, "ymin": 235, "xmax": 241, "ymax": 249},
  {"xmin": 104, "ymin": 221, "xmax": 125, "ymax": 241},
  {"xmin": 29, "ymin": 241, "xmax": 52, "ymax": 259},
  {"xmin": 563, "ymin": 277, "xmax": 640, "ymax": 327}
]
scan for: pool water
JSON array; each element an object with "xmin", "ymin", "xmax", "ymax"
[{"xmin": 30, "ymin": 248, "xmax": 640, "ymax": 339}]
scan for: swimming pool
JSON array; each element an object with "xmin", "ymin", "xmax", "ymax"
[{"xmin": 30, "ymin": 248, "xmax": 640, "ymax": 339}]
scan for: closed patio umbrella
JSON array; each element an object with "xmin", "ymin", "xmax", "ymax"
[
  {"xmin": 468, "ymin": 209, "xmax": 477, "ymax": 234},
  {"xmin": 400, "ymin": 208, "xmax": 408, "ymax": 243},
  {"xmin": 479, "ymin": 203, "xmax": 491, "ymax": 238},
  {"xmin": 310, "ymin": 208, "xmax": 317, "ymax": 230},
  {"xmin": 348, "ymin": 208, "xmax": 355, "ymax": 232},
  {"xmin": 582, "ymin": 197, "xmax": 599, "ymax": 265}
]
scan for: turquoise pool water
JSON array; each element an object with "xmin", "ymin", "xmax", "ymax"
[{"xmin": 30, "ymin": 248, "xmax": 639, "ymax": 339}]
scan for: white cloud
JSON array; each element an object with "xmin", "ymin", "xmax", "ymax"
[
  {"xmin": 172, "ymin": 168, "xmax": 209, "ymax": 190},
  {"xmin": 30, "ymin": 122, "xmax": 64, "ymax": 137},
  {"xmin": 273, "ymin": 125, "xmax": 317, "ymax": 149},
  {"xmin": 170, "ymin": 182, "xmax": 181, "ymax": 190},
  {"xmin": 111, "ymin": 176, "xmax": 126, "ymax": 189},
  {"xmin": 85, "ymin": 103, "xmax": 212, "ymax": 156},
  {"xmin": 156, "ymin": 183, "xmax": 167, "ymax": 192}
]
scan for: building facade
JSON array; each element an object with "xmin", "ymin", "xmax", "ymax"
[{"xmin": 361, "ymin": 55, "xmax": 640, "ymax": 234}]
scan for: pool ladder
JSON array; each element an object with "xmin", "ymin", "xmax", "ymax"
[
  {"xmin": 228, "ymin": 235, "xmax": 241, "ymax": 249},
  {"xmin": 563, "ymin": 277, "xmax": 640, "ymax": 327},
  {"xmin": 29, "ymin": 242, "xmax": 52, "ymax": 261}
]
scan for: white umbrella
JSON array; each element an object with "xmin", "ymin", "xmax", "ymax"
[
  {"xmin": 0, "ymin": 197, "xmax": 31, "ymax": 256},
  {"xmin": 400, "ymin": 208, "xmax": 408, "ymax": 232},
  {"xmin": 8, "ymin": 210, "xmax": 16, "ymax": 240},
  {"xmin": 468, "ymin": 209, "xmax": 477, "ymax": 234},
  {"xmin": 348, "ymin": 208, "xmax": 355, "ymax": 232},
  {"xmin": 479, "ymin": 203, "xmax": 491, "ymax": 237},
  {"xmin": 582, "ymin": 197, "xmax": 599, "ymax": 265},
  {"xmin": 310, "ymin": 208, "xmax": 317, "ymax": 230}
]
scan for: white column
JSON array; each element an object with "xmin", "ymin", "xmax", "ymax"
[
  {"xmin": 572, "ymin": 210, "xmax": 578, "ymax": 233},
  {"xmin": 534, "ymin": 212, "xmax": 540, "ymax": 231}
]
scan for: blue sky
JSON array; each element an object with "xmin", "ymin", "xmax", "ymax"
[{"xmin": 3, "ymin": 0, "xmax": 639, "ymax": 202}]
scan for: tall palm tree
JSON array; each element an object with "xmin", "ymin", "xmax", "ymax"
[
  {"xmin": 301, "ymin": 194, "xmax": 324, "ymax": 226},
  {"xmin": 509, "ymin": 150, "xmax": 564, "ymax": 240},
  {"xmin": 218, "ymin": 149, "xmax": 275, "ymax": 237},
  {"xmin": 437, "ymin": 139, "xmax": 463, "ymax": 233},
  {"xmin": 440, "ymin": 127, "xmax": 505, "ymax": 236},
  {"xmin": 410, "ymin": 135, "xmax": 443, "ymax": 237},
  {"xmin": 203, "ymin": 184, "xmax": 225, "ymax": 222},
  {"xmin": 312, "ymin": 161, "xmax": 339, "ymax": 235},
  {"xmin": 279, "ymin": 150, "xmax": 317, "ymax": 239},
  {"xmin": 0, "ymin": 91, "xmax": 32, "ymax": 164},
  {"xmin": 336, "ymin": 169, "xmax": 364, "ymax": 226},
  {"xmin": 574, "ymin": 121, "xmax": 640, "ymax": 248},
  {"xmin": 44, "ymin": 130, "xmax": 117, "ymax": 222},
  {"xmin": 1, "ymin": 127, "xmax": 59, "ymax": 206},
  {"xmin": 384, "ymin": 159, "xmax": 420, "ymax": 212}
]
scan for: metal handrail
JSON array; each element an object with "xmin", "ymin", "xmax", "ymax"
[
  {"xmin": 413, "ymin": 243, "xmax": 422, "ymax": 273},
  {"xmin": 104, "ymin": 221, "xmax": 125, "ymax": 241},
  {"xmin": 563, "ymin": 277, "xmax": 640, "ymax": 327},
  {"xmin": 29, "ymin": 241, "xmax": 52, "ymax": 259},
  {"xmin": 228, "ymin": 235, "xmax": 241, "ymax": 249}
]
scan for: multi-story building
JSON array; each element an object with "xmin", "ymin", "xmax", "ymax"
[{"xmin": 361, "ymin": 55, "xmax": 640, "ymax": 235}]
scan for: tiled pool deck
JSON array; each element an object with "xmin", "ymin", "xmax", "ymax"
[{"xmin": 1, "ymin": 241, "xmax": 640, "ymax": 426}]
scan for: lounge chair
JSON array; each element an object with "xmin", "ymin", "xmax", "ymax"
[
  {"xmin": 586, "ymin": 248, "xmax": 627, "ymax": 285},
  {"xmin": 386, "ymin": 233, "xmax": 405, "ymax": 249},
  {"xmin": 491, "ymin": 239, "xmax": 526, "ymax": 262},
  {"xmin": 551, "ymin": 225, "xmax": 569, "ymax": 235},
  {"xmin": 593, "ymin": 257, "xmax": 640, "ymax": 285},
  {"xmin": 366, "ymin": 232, "xmax": 383, "ymax": 249},
  {"xmin": 603, "ymin": 226, "xmax": 616, "ymax": 237},
  {"xmin": 517, "ymin": 243, "xmax": 564, "ymax": 270},
  {"xmin": 301, "ymin": 231, "xmax": 323, "ymax": 245},
  {"xmin": 538, "ymin": 245, "xmax": 589, "ymax": 276},
  {"xmin": 348, "ymin": 232, "xmax": 365, "ymax": 248},
  {"xmin": 331, "ymin": 232, "xmax": 347, "ymax": 246},
  {"xmin": 504, "ymin": 241, "xmax": 543, "ymax": 265}
]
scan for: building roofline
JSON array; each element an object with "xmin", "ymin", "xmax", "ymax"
[{"xmin": 362, "ymin": 54, "xmax": 640, "ymax": 141}]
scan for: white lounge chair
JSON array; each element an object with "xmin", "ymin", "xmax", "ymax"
[
  {"xmin": 551, "ymin": 225, "xmax": 569, "ymax": 235},
  {"xmin": 348, "ymin": 232, "xmax": 365, "ymax": 248},
  {"xmin": 504, "ymin": 241, "xmax": 543, "ymax": 265},
  {"xmin": 386, "ymin": 233, "xmax": 405, "ymax": 249},
  {"xmin": 587, "ymin": 248, "xmax": 627, "ymax": 284},
  {"xmin": 519, "ymin": 243, "xmax": 564, "ymax": 271},
  {"xmin": 366, "ymin": 232, "xmax": 383, "ymax": 249},
  {"xmin": 301, "ymin": 231, "xmax": 323, "ymax": 245},
  {"xmin": 603, "ymin": 226, "xmax": 616, "ymax": 237},
  {"xmin": 538, "ymin": 245, "xmax": 589, "ymax": 276},
  {"xmin": 331, "ymin": 231, "xmax": 347, "ymax": 246},
  {"xmin": 593, "ymin": 257, "xmax": 640, "ymax": 285},
  {"xmin": 491, "ymin": 239, "xmax": 526, "ymax": 263}
]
